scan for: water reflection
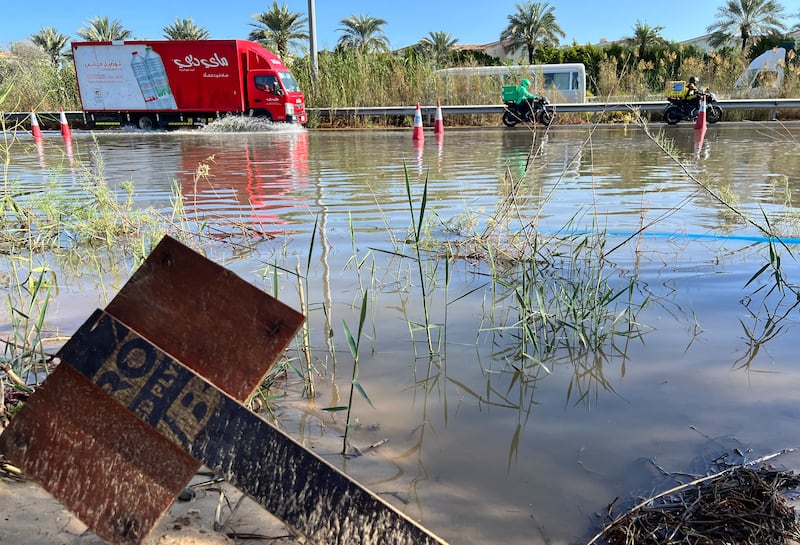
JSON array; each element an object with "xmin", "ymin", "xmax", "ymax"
[{"xmin": 175, "ymin": 131, "xmax": 310, "ymax": 227}]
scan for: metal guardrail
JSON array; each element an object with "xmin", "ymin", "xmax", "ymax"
[
  {"xmin": 308, "ymin": 98, "xmax": 800, "ymax": 118},
  {"xmin": 3, "ymin": 99, "xmax": 800, "ymax": 126}
]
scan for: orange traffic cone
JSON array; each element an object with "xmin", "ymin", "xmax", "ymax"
[
  {"xmin": 694, "ymin": 96, "xmax": 707, "ymax": 131},
  {"xmin": 30, "ymin": 109, "xmax": 43, "ymax": 144},
  {"xmin": 59, "ymin": 107, "xmax": 72, "ymax": 144},
  {"xmin": 412, "ymin": 103, "xmax": 424, "ymax": 141},
  {"xmin": 433, "ymin": 100, "xmax": 444, "ymax": 135}
]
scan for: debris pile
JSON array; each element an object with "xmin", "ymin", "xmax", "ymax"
[{"xmin": 589, "ymin": 451, "xmax": 800, "ymax": 545}]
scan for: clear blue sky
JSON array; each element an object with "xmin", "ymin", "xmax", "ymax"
[{"xmin": 3, "ymin": 0, "xmax": 799, "ymax": 51}]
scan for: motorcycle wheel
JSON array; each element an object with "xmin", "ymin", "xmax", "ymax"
[
  {"xmin": 502, "ymin": 110, "xmax": 519, "ymax": 127},
  {"xmin": 663, "ymin": 106, "xmax": 682, "ymax": 125},
  {"xmin": 539, "ymin": 109, "xmax": 555, "ymax": 126},
  {"xmin": 707, "ymin": 105, "xmax": 723, "ymax": 124}
]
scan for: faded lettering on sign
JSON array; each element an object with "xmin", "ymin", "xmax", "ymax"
[{"xmin": 76, "ymin": 312, "xmax": 221, "ymax": 445}]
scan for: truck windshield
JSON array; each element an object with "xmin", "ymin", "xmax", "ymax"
[{"xmin": 278, "ymin": 72, "xmax": 300, "ymax": 93}]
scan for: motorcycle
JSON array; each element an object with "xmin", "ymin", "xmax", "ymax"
[
  {"xmin": 663, "ymin": 90, "xmax": 722, "ymax": 125},
  {"xmin": 502, "ymin": 96, "xmax": 555, "ymax": 127}
]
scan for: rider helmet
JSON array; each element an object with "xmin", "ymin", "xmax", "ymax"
[{"xmin": 688, "ymin": 76, "xmax": 698, "ymax": 85}]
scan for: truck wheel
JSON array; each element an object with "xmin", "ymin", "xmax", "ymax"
[
  {"xmin": 137, "ymin": 116, "xmax": 154, "ymax": 130},
  {"xmin": 249, "ymin": 110, "xmax": 273, "ymax": 121}
]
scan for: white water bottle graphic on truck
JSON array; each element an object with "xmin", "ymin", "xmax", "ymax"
[{"xmin": 131, "ymin": 46, "xmax": 177, "ymax": 109}]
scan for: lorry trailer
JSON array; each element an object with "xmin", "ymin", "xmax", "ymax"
[{"xmin": 72, "ymin": 39, "xmax": 306, "ymax": 130}]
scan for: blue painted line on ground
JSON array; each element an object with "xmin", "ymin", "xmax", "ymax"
[{"xmin": 547, "ymin": 230, "xmax": 800, "ymax": 245}]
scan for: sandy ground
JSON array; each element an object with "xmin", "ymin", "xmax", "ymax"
[{"xmin": 0, "ymin": 468, "xmax": 304, "ymax": 545}]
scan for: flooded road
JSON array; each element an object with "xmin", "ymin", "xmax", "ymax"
[{"xmin": 5, "ymin": 122, "xmax": 800, "ymax": 545}]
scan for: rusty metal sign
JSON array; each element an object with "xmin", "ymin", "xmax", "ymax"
[
  {"xmin": 0, "ymin": 362, "xmax": 196, "ymax": 544},
  {"xmin": 0, "ymin": 236, "xmax": 304, "ymax": 545},
  {"xmin": 105, "ymin": 236, "xmax": 302, "ymax": 401},
  {"xmin": 61, "ymin": 309, "xmax": 449, "ymax": 545},
  {"xmin": 0, "ymin": 236, "xmax": 449, "ymax": 545}
]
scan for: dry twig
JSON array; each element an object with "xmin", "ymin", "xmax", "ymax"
[{"xmin": 587, "ymin": 449, "xmax": 800, "ymax": 545}]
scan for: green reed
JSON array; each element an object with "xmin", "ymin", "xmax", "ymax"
[
  {"xmin": 321, "ymin": 289, "xmax": 373, "ymax": 456},
  {"xmin": 2, "ymin": 263, "xmax": 53, "ymax": 390},
  {"xmin": 404, "ymin": 167, "xmax": 435, "ymax": 355},
  {"xmin": 1, "ymin": 97, "xmax": 51, "ymax": 395}
]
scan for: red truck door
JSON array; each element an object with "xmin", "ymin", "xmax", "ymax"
[
  {"xmin": 249, "ymin": 72, "xmax": 285, "ymax": 120},
  {"xmin": 248, "ymin": 71, "xmax": 306, "ymax": 123}
]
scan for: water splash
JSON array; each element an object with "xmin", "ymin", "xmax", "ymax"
[{"xmin": 199, "ymin": 115, "xmax": 304, "ymax": 134}]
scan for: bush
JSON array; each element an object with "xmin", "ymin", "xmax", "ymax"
[{"xmin": 0, "ymin": 42, "xmax": 79, "ymax": 111}]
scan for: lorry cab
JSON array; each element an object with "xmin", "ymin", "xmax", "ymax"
[
  {"xmin": 249, "ymin": 70, "xmax": 306, "ymax": 123},
  {"xmin": 239, "ymin": 42, "xmax": 306, "ymax": 124}
]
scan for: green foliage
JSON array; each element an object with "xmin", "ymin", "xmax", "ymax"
[
  {"xmin": 162, "ymin": 17, "xmax": 210, "ymax": 40},
  {"xmin": 323, "ymin": 289, "xmax": 372, "ymax": 456},
  {"xmin": 4, "ymin": 17, "xmax": 800, "ymax": 119},
  {"xmin": 248, "ymin": 2, "xmax": 308, "ymax": 59},
  {"xmin": 2, "ymin": 170, "xmax": 163, "ymax": 256},
  {"xmin": 500, "ymin": 1, "xmax": 566, "ymax": 64},
  {"xmin": 623, "ymin": 20, "xmax": 666, "ymax": 60},
  {"xmin": 2, "ymin": 263, "xmax": 53, "ymax": 394},
  {"xmin": 0, "ymin": 42, "xmax": 80, "ymax": 112},
  {"xmin": 336, "ymin": 14, "xmax": 390, "ymax": 54},
  {"xmin": 292, "ymin": 49, "xmax": 435, "ymax": 108},
  {"xmin": 418, "ymin": 31, "xmax": 459, "ymax": 68},
  {"xmin": 403, "ymin": 166, "xmax": 435, "ymax": 355},
  {"xmin": 749, "ymin": 34, "xmax": 798, "ymax": 59},
  {"xmin": 706, "ymin": 0, "xmax": 788, "ymax": 51},
  {"xmin": 29, "ymin": 27, "xmax": 70, "ymax": 67},
  {"xmin": 76, "ymin": 16, "xmax": 132, "ymax": 42}
]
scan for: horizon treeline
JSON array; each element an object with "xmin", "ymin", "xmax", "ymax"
[
  {"xmin": 2, "ymin": 35, "xmax": 798, "ymax": 114},
  {"xmin": 2, "ymin": 3, "xmax": 799, "ymax": 122}
]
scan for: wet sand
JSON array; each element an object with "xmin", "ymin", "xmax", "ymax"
[{"xmin": 0, "ymin": 470, "xmax": 302, "ymax": 545}]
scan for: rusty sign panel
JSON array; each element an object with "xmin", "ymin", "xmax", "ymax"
[
  {"xmin": 0, "ymin": 363, "xmax": 198, "ymax": 545},
  {"xmin": 106, "ymin": 235, "xmax": 304, "ymax": 401},
  {"xmin": 61, "ymin": 310, "xmax": 449, "ymax": 545},
  {"xmin": 0, "ymin": 236, "xmax": 304, "ymax": 545}
]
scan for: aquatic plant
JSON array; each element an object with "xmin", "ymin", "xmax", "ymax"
[{"xmin": 321, "ymin": 289, "xmax": 373, "ymax": 456}]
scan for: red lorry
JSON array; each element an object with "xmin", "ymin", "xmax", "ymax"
[{"xmin": 72, "ymin": 39, "xmax": 307, "ymax": 130}]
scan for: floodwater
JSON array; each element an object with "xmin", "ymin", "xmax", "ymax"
[{"xmin": 5, "ymin": 122, "xmax": 800, "ymax": 545}]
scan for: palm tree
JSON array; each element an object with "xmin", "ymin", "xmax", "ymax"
[
  {"xmin": 707, "ymin": 0, "xmax": 787, "ymax": 51},
  {"xmin": 500, "ymin": 1, "xmax": 565, "ymax": 63},
  {"xmin": 336, "ymin": 14, "xmax": 390, "ymax": 54},
  {"xmin": 625, "ymin": 21, "xmax": 665, "ymax": 60},
  {"xmin": 30, "ymin": 27, "xmax": 70, "ymax": 67},
  {"xmin": 162, "ymin": 17, "xmax": 210, "ymax": 40},
  {"xmin": 419, "ymin": 31, "xmax": 459, "ymax": 67},
  {"xmin": 249, "ymin": 2, "xmax": 308, "ymax": 58},
  {"xmin": 76, "ymin": 16, "xmax": 132, "ymax": 42}
]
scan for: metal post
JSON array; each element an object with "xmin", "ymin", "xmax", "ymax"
[{"xmin": 308, "ymin": 0, "xmax": 318, "ymax": 85}]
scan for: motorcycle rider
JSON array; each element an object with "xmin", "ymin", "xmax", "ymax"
[
  {"xmin": 684, "ymin": 76, "xmax": 701, "ymax": 113},
  {"xmin": 515, "ymin": 78, "xmax": 538, "ymax": 118}
]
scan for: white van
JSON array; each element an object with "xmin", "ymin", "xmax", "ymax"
[{"xmin": 434, "ymin": 63, "xmax": 587, "ymax": 103}]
